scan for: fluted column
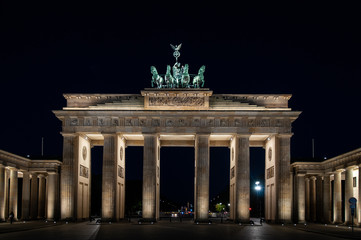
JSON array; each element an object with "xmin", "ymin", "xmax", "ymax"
[
  {"xmin": 234, "ymin": 135, "xmax": 250, "ymax": 223},
  {"xmin": 305, "ymin": 177, "xmax": 310, "ymax": 221},
  {"xmin": 322, "ymin": 174, "xmax": 331, "ymax": 223},
  {"xmin": 356, "ymin": 164, "xmax": 361, "ymax": 225},
  {"xmin": 333, "ymin": 170, "xmax": 342, "ymax": 224},
  {"xmin": 46, "ymin": 172, "xmax": 58, "ymax": 220},
  {"xmin": 0, "ymin": 165, "xmax": 5, "ymax": 221},
  {"xmin": 296, "ymin": 173, "xmax": 305, "ymax": 223},
  {"xmin": 38, "ymin": 174, "xmax": 46, "ymax": 219},
  {"xmin": 344, "ymin": 166, "xmax": 354, "ymax": 224},
  {"xmin": 310, "ymin": 176, "xmax": 316, "ymax": 222},
  {"xmin": 102, "ymin": 134, "xmax": 117, "ymax": 220},
  {"xmin": 60, "ymin": 134, "xmax": 78, "ymax": 220},
  {"xmin": 142, "ymin": 134, "xmax": 159, "ymax": 221},
  {"xmin": 30, "ymin": 173, "xmax": 38, "ymax": 219},
  {"xmin": 275, "ymin": 134, "xmax": 292, "ymax": 223},
  {"xmin": 21, "ymin": 171, "xmax": 30, "ymax": 220},
  {"xmin": 194, "ymin": 134, "xmax": 210, "ymax": 222},
  {"xmin": 4, "ymin": 169, "xmax": 9, "ymax": 219},
  {"xmin": 316, "ymin": 176, "xmax": 323, "ymax": 222},
  {"xmin": 9, "ymin": 167, "xmax": 18, "ymax": 220}
]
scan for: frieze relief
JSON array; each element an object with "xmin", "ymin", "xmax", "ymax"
[
  {"xmin": 65, "ymin": 116, "xmax": 291, "ymax": 130},
  {"xmin": 84, "ymin": 117, "xmax": 92, "ymax": 126},
  {"xmin": 80, "ymin": 165, "xmax": 89, "ymax": 178},
  {"xmin": 118, "ymin": 165, "xmax": 124, "ymax": 178},
  {"xmin": 149, "ymin": 96, "xmax": 205, "ymax": 106}
]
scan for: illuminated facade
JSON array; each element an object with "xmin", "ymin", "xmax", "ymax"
[
  {"xmin": 292, "ymin": 148, "xmax": 361, "ymax": 225},
  {"xmin": 0, "ymin": 150, "xmax": 61, "ymax": 221},
  {"xmin": 53, "ymin": 88, "xmax": 300, "ymax": 223},
  {"xmin": 2, "ymin": 89, "xmax": 360, "ymax": 225}
]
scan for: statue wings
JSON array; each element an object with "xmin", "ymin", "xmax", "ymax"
[{"xmin": 170, "ymin": 43, "xmax": 182, "ymax": 51}]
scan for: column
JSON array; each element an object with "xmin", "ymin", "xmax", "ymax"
[
  {"xmin": 305, "ymin": 177, "xmax": 310, "ymax": 221},
  {"xmin": 116, "ymin": 135, "xmax": 126, "ymax": 220},
  {"xmin": 60, "ymin": 134, "xmax": 78, "ymax": 220},
  {"xmin": 4, "ymin": 169, "xmax": 9, "ymax": 219},
  {"xmin": 142, "ymin": 134, "xmax": 159, "ymax": 221},
  {"xmin": 102, "ymin": 134, "xmax": 117, "ymax": 220},
  {"xmin": 275, "ymin": 134, "xmax": 292, "ymax": 223},
  {"xmin": 316, "ymin": 175, "xmax": 323, "ymax": 222},
  {"xmin": 30, "ymin": 173, "xmax": 38, "ymax": 219},
  {"xmin": 9, "ymin": 168, "xmax": 18, "ymax": 220},
  {"xmin": 47, "ymin": 172, "xmax": 58, "ymax": 220},
  {"xmin": 356, "ymin": 164, "xmax": 361, "ymax": 225},
  {"xmin": 344, "ymin": 166, "xmax": 353, "ymax": 224},
  {"xmin": 333, "ymin": 170, "xmax": 342, "ymax": 223},
  {"xmin": 296, "ymin": 174, "xmax": 305, "ymax": 223},
  {"xmin": 322, "ymin": 174, "xmax": 331, "ymax": 223},
  {"xmin": 38, "ymin": 174, "xmax": 46, "ymax": 219},
  {"xmin": 234, "ymin": 135, "xmax": 250, "ymax": 223},
  {"xmin": 22, "ymin": 171, "xmax": 30, "ymax": 220},
  {"xmin": 0, "ymin": 165, "xmax": 5, "ymax": 221},
  {"xmin": 310, "ymin": 176, "xmax": 316, "ymax": 222}
]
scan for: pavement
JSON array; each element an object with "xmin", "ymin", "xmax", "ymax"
[{"xmin": 0, "ymin": 218, "xmax": 359, "ymax": 240}]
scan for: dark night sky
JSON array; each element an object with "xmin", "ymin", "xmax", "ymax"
[{"xmin": 1, "ymin": 2, "xmax": 360, "ymax": 204}]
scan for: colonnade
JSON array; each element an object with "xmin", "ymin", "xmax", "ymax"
[
  {"xmin": 60, "ymin": 132, "xmax": 292, "ymax": 223},
  {"xmin": 0, "ymin": 166, "xmax": 60, "ymax": 221},
  {"xmin": 293, "ymin": 148, "xmax": 361, "ymax": 225},
  {"xmin": 0, "ymin": 150, "xmax": 61, "ymax": 222}
]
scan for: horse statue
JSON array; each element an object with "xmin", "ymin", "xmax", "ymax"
[
  {"xmin": 150, "ymin": 66, "xmax": 163, "ymax": 88},
  {"xmin": 181, "ymin": 64, "xmax": 190, "ymax": 88},
  {"xmin": 192, "ymin": 65, "xmax": 206, "ymax": 88},
  {"xmin": 164, "ymin": 65, "xmax": 175, "ymax": 88}
]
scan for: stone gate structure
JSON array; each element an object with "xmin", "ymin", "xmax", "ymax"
[{"xmin": 53, "ymin": 88, "xmax": 301, "ymax": 223}]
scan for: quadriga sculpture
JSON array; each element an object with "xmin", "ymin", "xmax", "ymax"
[
  {"xmin": 181, "ymin": 64, "xmax": 190, "ymax": 88},
  {"xmin": 192, "ymin": 65, "xmax": 206, "ymax": 88},
  {"xmin": 150, "ymin": 66, "xmax": 163, "ymax": 88},
  {"xmin": 165, "ymin": 65, "xmax": 175, "ymax": 88}
]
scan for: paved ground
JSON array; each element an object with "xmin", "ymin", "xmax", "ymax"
[{"xmin": 0, "ymin": 219, "xmax": 360, "ymax": 240}]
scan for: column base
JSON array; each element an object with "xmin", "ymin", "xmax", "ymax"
[
  {"xmin": 138, "ymin": 218, "xmax": 156, "ymax": 224},
  {"xmin": 234, "ymin": 219, "xmax": 253, "ymax": 224},
  {"xmin": 194, "ymin": 218, "xmax": 212, "ymax": 224}
]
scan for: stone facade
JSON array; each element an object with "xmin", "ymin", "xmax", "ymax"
[
  {"xmin": 292, "ymin": 148, "xmax": 361, "ymax": 225},
  {"xmin": 54, "ymin": 88, "xmax": 300, "ymax": 223},
  {"xmin": 0, "ymin": 150, "xmax": 61, "ymax": 221}
]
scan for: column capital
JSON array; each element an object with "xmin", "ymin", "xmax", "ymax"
[
  {"xmin": 47, "ymin": 170, "xmax": 58, "ymax": 175},
  {"xmin": 277, "ymin": 133, "xmax": 294, "ymax": 138},
  {"xmin": 8, "ymin": 166, "xmax": 18, "ymax": 171},
  {"xmin": 334, "ymin": 168, "xmax": 344, "ymax": 173},
  {"xmin": 60, "ymin": 132, "xmax": 77, "ymax": 137},
  {"xmin": 345, "ymin": 165, "xmax": 356, "ymax": 170},
  {"xmin": 195, "ymin": 132, "xmax": 211, "ymax": 136},
  {"xmin": 102, "ymin": 132, "xmax": 117, "ymax": 137},
  {"xmin": 235, "ymin": 134, "xmax": 251, "ymax": 138},
  {"xmin": 30, "ymin": 172, "xmax": 38, "ymax": 178}
]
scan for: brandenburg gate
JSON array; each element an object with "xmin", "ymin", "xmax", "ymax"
[
  {"xmin": 52, "ymin": 45, "xmax": 301, "ymax": 223},
  {"xmin": 53, "ymin": 88, "xmax": 300, "ymax": 223}
]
